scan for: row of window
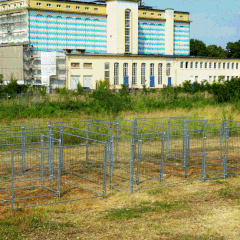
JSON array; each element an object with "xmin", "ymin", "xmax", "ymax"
[
  {"xmin": 193, "ymin": 75, "xmax": 239, "ymax": 82},
  {"xmin": 36, "ymin": 3, "xmax": 98, "ymax": 11},
  {"xmin": 71, "ymin": 62, "xmax": 92, "ymax": 68},
  {"xmin": 142, "ymin": 12, "xmax": 184, "ymax": 19},
  {"xmin": 180, "ymin": 61, "xmax": 239, "ymax": 70},
  {"xmin": 113, "ymin": 62, "xmax": 168, "ymax": 86}
]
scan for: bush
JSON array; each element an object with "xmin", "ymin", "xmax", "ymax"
[{"xmin": 77, "ymin": 83, "xmax": 83, "ymax": 95}]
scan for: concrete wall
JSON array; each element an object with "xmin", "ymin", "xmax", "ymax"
[{"xmin": 0, "ymin": 45, "xmax": 24, "ymax": 81}]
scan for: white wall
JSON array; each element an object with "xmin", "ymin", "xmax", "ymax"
[{"xmin": 106, "ymin": 0, "xmax": 138, "ymax": 54}]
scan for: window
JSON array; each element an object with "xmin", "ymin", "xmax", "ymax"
[
  {"xmin": 158, "ymin": 63, "xmax": 163, "ymax": 84},
  {"xmin": 125, "ymin": 9, "xmax": 131, "ymax": 53},
  {"xmin": 76, "ymin": 6, "xmax": 80, "ymax": 9},
  {"xmin": 141, "ymin": 63, "xmax": 146, "ymax": 85},
  {"xmin": 227, "ymin": 76, "xmax": 229, "ymax": 80},
  {"xmin": 150, "ymin": 63, "xmax": 154, "ymax": 76},
  {"xmin": 200, "ymin": 62, "xmax": 203, "ymax": 69},
  {"xmin": 218, "ymin": 62, "xmax": 221, "ymax": 69},
  {"xmin": 132, "ymin": 63, "xmax": 137, "ymax": 85},
  {"xmin": 114, "ymin": 63, "xmax": 119, "ymax": 85},
  {"xmin": 195, "ymin": 76, "xmax": 198, "ymax": 82},
  {"xmin": 83, "ymin": 63, "xmax": 92, "ymax": 68},
  {"xmin": 214, "ymin": 62, "xmax": 217, "ymax": 69},
  {"xmin": 180, "ymin": 62, "xmax": 183, "ymax": 68},
  {"xmin": 94, "ymin": 8, "xmax": 98, "ymax": 11},
  {"xmin": 57, "ymin": 5, "xmax": 61, "ymax": 8},
  {"xmin": 214, "ymin": 76, "xmax": 216, "ymax": 81},
  {"xmin": 47, "ymin": 4, "xmax": 51, "ymax": 7},
  {"xmin": 166, "ymin": 63, "xmax": 171, "ymax": 76},
  {"xmin": 105, "ymin": 63, "xmax": 110, "ymax": 70},
  {"xmin": 71, "ymin": 62, "xmax": 80, "ymax": 68},
  {"xmin": 223, "ymin": 63, "xmax": 225, "ymax": 69},
  {"xmin": 195, "ymin": 62, "xmax": 198, "ymax": 68},
  {"xmin": 180, "ymin": 16, "xmax": 183, "ymax": 19},
  {"xmin": 190, "ymin": 62, "xmax": 193, "ymax": 68},
  {"xmin": 223, "ymin": 76, "xmax": 225, "ymax": 81},
  {"xmin": 143, "ymin": 12, "xmax": 146, "ymax": 15},
  {"xmin": 174, "ymin": 15, "xmax": 176, "ymax": 18},
  {"xmin": 123, "ymin": 63, "xmax": 128, "ymax": 77},
  {"xmin": 85, "ymin": 7, "xmax": 89, "ymax": 10},
  {"xmin": 37, "ymin": 2, "xmax": 41, "ymax": 6},
  {"xmin": 227, "ymin": 63, "xmax": 230, "ymax": 69},
  {"xmin": 209, "ymin": 76, "xmax": 212, "ymax": 83},
  {"xmin": 232, "ymin": 63, "xmax": 234, "ymax": 69},
  {"xmin": 104, "ymin": 63, "xmax": 110, "ymax": 82},
  {"xmin": 151, "ymin": 13, "xmax": 154, "ymax": 16},
  {"xmin": 158, "ymin": 14, "xmax": 161, "ymax": 17},
  {"xmin": 185, "ymin": 62, "xmax": 188, "ymax": 69},
  {"xmin": 205, "ymin": 62, "xmax": 208, "ymax": 69},
  {"xmin": 66, "ymin": 5, "xmax": 70, "ymax": 9},
  {"xmin": 236, "ymin": 63, "xmax": 239, "ymax": 69},
  {"xmin": 209, "ymin": 62, "xmax": 212, "ymax": 69}
]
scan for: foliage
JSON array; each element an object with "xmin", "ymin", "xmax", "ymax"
[
  {"xmin": 77, "ymin": 82, "xmax": 83, "ymax": 95},
  {"xmin": 226, "ymin": 40, "xmax": 240, "ymax": 58},
  {"xmin": 190, "ymin": 39, "xmax": 207, "ymax": 56},
  {"xmin": 206, "ymin": 45, "xmax": 227, "ymax": 58}
]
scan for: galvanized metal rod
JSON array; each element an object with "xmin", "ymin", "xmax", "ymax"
[
  {"xmin": 41, "ymin": 134, "xmax": 44, "ymax": 188},
  {"xmin": 11, "ymin": 149, "xmax": 14, "ymax": 211},
  {"xmin": 86, "ymin": 123, "xmax": 89, "ymax": 168}
]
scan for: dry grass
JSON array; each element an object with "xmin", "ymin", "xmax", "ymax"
[
  {"xmin": 0, "ymin": 107, "xmax": 240, "ymax": 239},
  {"xmin": 0, "ymin": 174, "xmax": 239, "ymax": 239}
]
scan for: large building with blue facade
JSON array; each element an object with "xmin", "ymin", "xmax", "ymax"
[{"xmin": 6, "ymin": 0, "xmax": 237, "ymax": 90}]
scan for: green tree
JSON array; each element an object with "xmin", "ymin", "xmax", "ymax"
[
  {"xmin": 206, "ymin": 45, "xmax": 227, "ymax": 58},
  {"xmin": 190, "ymin": 39, "xmax": 207, "ymax": 56},
  {"xmin": 226, "ymin": 40, "xmax": 240, "ymax": 58}
]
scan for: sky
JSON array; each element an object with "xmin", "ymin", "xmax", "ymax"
[{"xmin": 147, "ymin": 0, "xmax": 240, "ymax": 49}]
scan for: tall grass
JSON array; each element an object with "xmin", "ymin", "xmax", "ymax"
[{"xmin": 1, "ymin": 78, "xmax": 240, "ymax": 119}]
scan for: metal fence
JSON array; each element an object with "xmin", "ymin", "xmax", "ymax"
[
  {"xmin": 0, "ymin": 117, "xmax": 240, "ymax": 210},
  {"xmin": 0, "ymin": 128, "xmax": 107, "ymax": 210}
]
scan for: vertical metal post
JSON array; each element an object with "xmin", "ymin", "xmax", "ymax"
[
  {"xmin": 40, "ymin": 134, "xmax": 44, "ymax": 188},
  {"xmin": 21, "ymin": 125, "xmax": 26, "ymax": 172},
  {"xmin": 116, "ymin": 118, "xmax": 119, "ymax": 162},
  {"xmin": 35, "ymin": 92, "xmax": 37, "ymax": 104},
  {"xmin": 183, "ymin": 120, "xmax": 188, "ymax": 178},
  {"xmin": 109, "ymin": 136, "xmax": 114, "ymax": 190},
  {"xmin": 57, "ymin": 138, "xmax": 61, "ymax": 198},
  {"xmin": 50, "ymin": 129, "xmax": 53, "ymax": 179},
  {"xmin": 202, "ymin": 131, "xmax": 206, "ymax": 182},
  {"xmin": 136, "ymin": 134, "xmax": 142, "ymax": 185},
  {"xmin": 166, "ymin": 118, "xmax": 170, "ymax": 159},
  {"xmin": 7, "ymin": 93, "xmax": 9, "ymax": 104},
  {"xmin": 60, "ymin": 125, "xmax": 64, "ymax": 171},
  {"xmin": 160, "ymin": 132, "xmax": 165, "ymax": 182},
  {"xmin": 130, "ymin": 138, "xmax": 134, "ymax": 193},
  {"xmin": 11, "ymin": 149, "xmax": 14, "ymax": 211},
  {"xmin": 219, "ymin": 119, "xmax": 224, "ymax": 160},
  {"xmin": 86, "ymin": 123, "xmax": 89, "ymax": 168},
  {"xmin": 224, "ymin": 128, "xmax": 229, "ymax": 179},
  {"xmin": 103, "ymin": 143, "xmax": 107, "ymax": 197},
  {"xmin": 108, "ymin": 121, "xmax": 112, "ymax": 162}
]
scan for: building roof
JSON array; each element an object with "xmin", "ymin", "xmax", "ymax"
[{"xmin": 65, "ymin": 51, "xmax": 240, "ymax": 60}]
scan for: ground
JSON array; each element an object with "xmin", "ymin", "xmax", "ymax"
[{"xmin": 0, "ymin": 106, "xmax": 240, "ymax": 239}]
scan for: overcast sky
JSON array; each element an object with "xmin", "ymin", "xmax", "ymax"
[{"xmin": 147, "ymin": 0, "xmax": 240, "ymax": 49}]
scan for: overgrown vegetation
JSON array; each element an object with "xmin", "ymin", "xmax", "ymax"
[{"xmin": 1, "ymin": 77, "xmax": 240, "ymax": 119}]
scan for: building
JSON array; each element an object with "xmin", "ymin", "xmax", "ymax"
[{"xmin": 0, "ymin": 0, "xmax": 239, "ymax": 90}]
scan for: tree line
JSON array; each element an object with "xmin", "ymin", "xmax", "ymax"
[{"xmin": 190, "ymin": 39, "xmax": 240, "ymax": 58}]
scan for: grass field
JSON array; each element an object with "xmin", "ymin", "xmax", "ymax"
[{"xmin": 0, "ymin": 106, "xmax": 240, "ymax": 239}]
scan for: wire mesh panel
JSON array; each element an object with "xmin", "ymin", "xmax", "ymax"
[
  {"xmin": 59, "ymin": 142, "xmax": 107, "ymax": 201},
  {"xmin": 224, "ymin": 127, "xmax": 240, "ymax": 177},
  {"xmin": 186, "ymin": 132, "xmax": 204, "ymax": 180},
  {"xmin": 203, "ymin": 129, "xmax": 225, "ymax": 180},
  {"xmin": 164, "ymin": 133, "xmax": 186, "ymax": 180},
  {"xmin": 8, "ymin": 135, "xmax": 61, "ymax": 210},
  {"xmin": 133, "ymin": 132, "xmax": 165, "ymax": 191}
]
